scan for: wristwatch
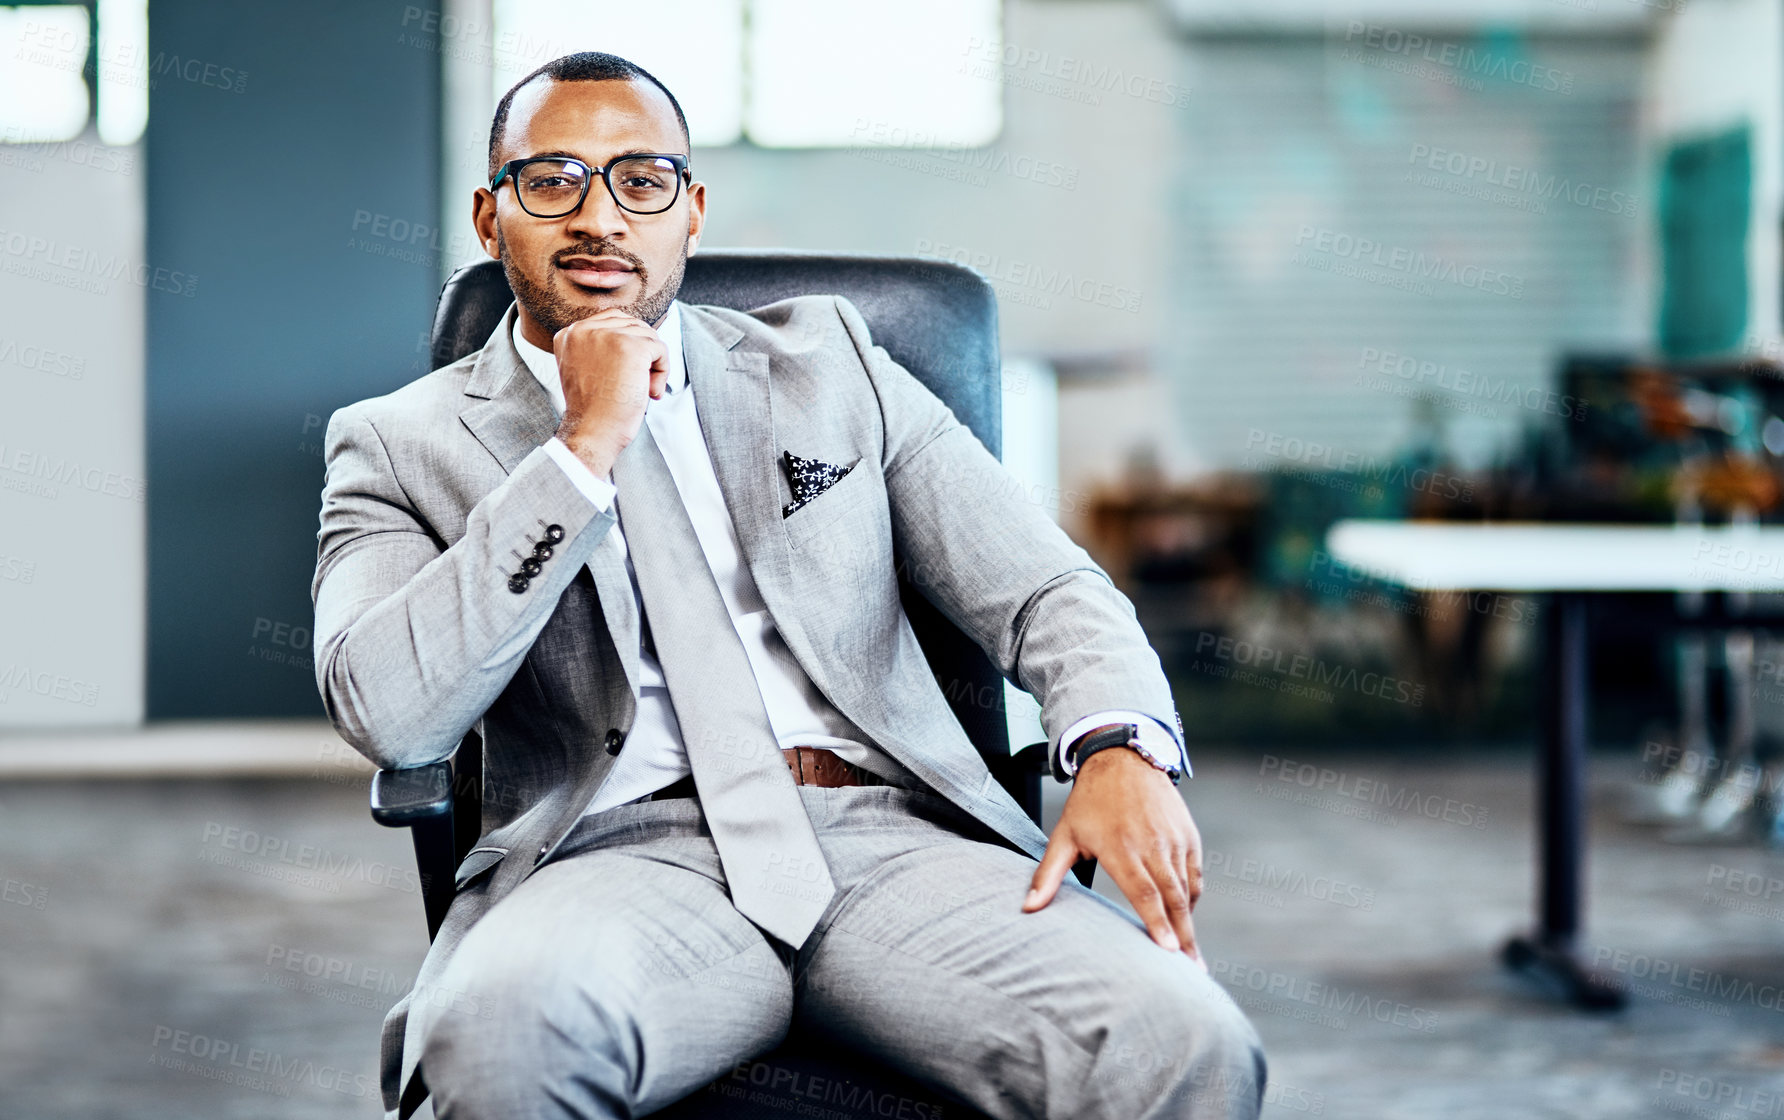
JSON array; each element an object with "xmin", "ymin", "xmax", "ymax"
[{"xmin": 1070, "ymin": 722, "xmax": 1183, "ymax": 785}]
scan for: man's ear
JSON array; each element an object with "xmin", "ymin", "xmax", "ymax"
[
  {"xmin": 684, "ymin": 180, "xmax": 706, "ymax": 257},
  {"xmin": 472, "ymin": 187, "xmax": 500, "ymax": 259}
]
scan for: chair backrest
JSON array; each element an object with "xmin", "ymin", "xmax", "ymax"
[{"xmin": 430, "ymin": 251, "xmax": 1013, "ymax": 762}]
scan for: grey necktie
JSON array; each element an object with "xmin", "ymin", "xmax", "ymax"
[{"xmin": 610, "ymin": 421, "xmax": 837, "ymax": 949}]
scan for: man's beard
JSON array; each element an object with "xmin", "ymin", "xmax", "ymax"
[{"xmin": 496, "ymin": 226, "xmax": 687, "ymax": 335}]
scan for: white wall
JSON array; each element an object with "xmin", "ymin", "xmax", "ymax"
[{"xmin": 0, "ymin": 125, "xmax": 145, "ymax": 727}]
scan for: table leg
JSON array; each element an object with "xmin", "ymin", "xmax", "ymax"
[{"xmin": 1500, "ymin": 592, "xmax": 1625, "ymax": 1010}]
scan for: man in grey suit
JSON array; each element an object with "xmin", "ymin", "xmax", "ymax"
[{"xmin": 312, "ymin": 50, "xmax": 1264, "ymax": 1120}]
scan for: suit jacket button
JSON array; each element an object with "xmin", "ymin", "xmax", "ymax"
[
  {"xmin": 539, "ymin": 845, "xmax": 548, "ymax": 855},
  {"xmin": 604, "ymin": 729, "xmax": 623, "ymax": 755},
  {"xmin": 533, "ymin": 541, "xmax": 554, "ymax": 560},
  {"xmin": 544, "ymin": 524, "xmax": 566, "ymax": 544},
  {"xmin": 507, "ymin": 574, "xmax": 529, "ymax": 593},
  {"xmin": 520, "ymin": 557, "xmax": 543, "ymax": 577}
]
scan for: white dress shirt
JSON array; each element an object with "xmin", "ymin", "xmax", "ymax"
[{"xmin": 513, "ymin": 303, "xmax": 1188, "ymax": 818}]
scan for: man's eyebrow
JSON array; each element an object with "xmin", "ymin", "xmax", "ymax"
[{"xmin": 516, "ymin": 147, "xmax": 682, "ymax": 164}]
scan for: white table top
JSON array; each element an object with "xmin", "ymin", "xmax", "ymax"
[{"xmin": 1324, "ymin": 520, "xmax": 1784, "ymax": 592}]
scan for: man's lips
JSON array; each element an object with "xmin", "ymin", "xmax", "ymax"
[{"xmin": 557, "ymin": 256, "xmax": 637, "ymax": 290}]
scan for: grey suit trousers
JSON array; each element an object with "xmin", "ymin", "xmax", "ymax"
[{"xmin": 413, "ymin": 783, "xmax": 1266, "ymax": 1120}]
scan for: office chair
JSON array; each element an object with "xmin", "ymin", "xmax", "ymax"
[{"xmin": 369, "ymin": 251, "xmax": 1093, "ymax": 1119}]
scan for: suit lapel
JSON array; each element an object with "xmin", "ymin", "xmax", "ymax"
[
  {"xmin": 458, "ymin": 304, "xmax": 558, "ymax": 473},
  {"xmin": 457, "ymin": 303, "xmax": 641, "ymax": 699},
  {"xmin": 679, "ymin": 304, "xmax": 792, "ymax": 601}
]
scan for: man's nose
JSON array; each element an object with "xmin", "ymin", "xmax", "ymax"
[{"xmin": 564, "ymin": 178, "xmax": 630, "ymax": 241}]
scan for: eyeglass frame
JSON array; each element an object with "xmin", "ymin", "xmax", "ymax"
[{"xmin": 489, "ymin": 153, "xmax": 692, "ymax": 218}]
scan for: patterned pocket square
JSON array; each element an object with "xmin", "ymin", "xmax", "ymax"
[{"xmin": 782, "ymin": 450, "xmax": 855, "ymax": 518}]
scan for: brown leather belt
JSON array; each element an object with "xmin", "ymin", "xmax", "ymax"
[{"xmin": 650, "ymin": 746, "xmax": 886, "ymax": 800}]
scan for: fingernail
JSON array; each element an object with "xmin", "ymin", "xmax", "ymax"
[
  {"xmin": 1023, "ymin": 888, "xmax": 1040, "ymax": 908},
  {"xmin": 1156, "ymin": 933, "xmax": 1180, "ymax": 951}
]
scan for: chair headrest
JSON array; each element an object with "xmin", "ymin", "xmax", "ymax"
[{"xmin": 430, "ymin": 251, "xmax": 1002, "ymax": 458}]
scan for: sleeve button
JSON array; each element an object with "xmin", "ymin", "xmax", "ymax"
[
  {"xmin": 544, "ymin": 524, "xmax": 566, "ymax": 544},
  {"xmin": 533, "ymin": 542, "xmax": 554, "ymax": 560},
  {"xmin": 507, "ymin": 574, "xmax": 529, "ymax": 593},
  {"xmin": 520, "ymin": 557, "xmax": 543, "ymax": 577}
]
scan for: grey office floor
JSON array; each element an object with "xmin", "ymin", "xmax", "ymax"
[{"xmin": 3, "ymin": 748, "xmax": 1782, "ymax": 1119}]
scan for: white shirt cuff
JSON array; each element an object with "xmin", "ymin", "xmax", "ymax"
[
  {"xmin": 543, "ymin": 437, "xmax": 616, "ymax": 511},
  {"xmin": 1057, "ymin": 710, "xmax": 1190, "ymax": 780}
]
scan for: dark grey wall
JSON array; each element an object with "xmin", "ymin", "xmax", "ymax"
[{"xmin": 147, "ymin": 1, "xmax": 440, "ymax": 716}]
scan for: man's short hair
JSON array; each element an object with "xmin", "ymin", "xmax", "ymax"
[{"xmin": 487, "ymin": 52, "xmax": 691, "ymax": 181}]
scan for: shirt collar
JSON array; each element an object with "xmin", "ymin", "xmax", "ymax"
[{"xmin": 511, "ymin": 300, "xmax": 686, "ymax": 416}]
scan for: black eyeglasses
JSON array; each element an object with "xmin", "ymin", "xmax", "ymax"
[{"xmin": 490, "ymin": 154, "xmax": 690, "ymax": 218}]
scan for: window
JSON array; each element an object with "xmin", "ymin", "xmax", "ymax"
[
  {"xmin": 0, "ymin": 1, "xmax": 148, "ymax": 146},
  {"xmin": 0, "ymin": 5, "xmax": 90, "ymax": 143},
  {"xmin": 492, "ymin": 0, "xmax": 746, "ymax": 146},
  {"xmin": 745, "ymin": 0, "xmax": 1000, "ymax": 148},
  {"xmin": 96, "ymin": 0, "xmax": 148, "ymax": 146},
  {"xmin": 490, "ymin": 0, "xmax": 1002, "ymax": 149}
]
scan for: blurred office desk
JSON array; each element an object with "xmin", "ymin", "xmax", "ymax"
[{"xmin": 1327, "ymin": 520, "xmax": 1784, "ymax": 1011}]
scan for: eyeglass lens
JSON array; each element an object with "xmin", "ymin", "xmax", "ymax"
[{"xmin": 515, "ymin": 157, "xmax": 681, "ymax": 216}]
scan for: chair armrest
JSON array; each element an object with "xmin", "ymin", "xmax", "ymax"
[{"xmin": 370, "ymin": 760, "xmax": 453, "ymax": 827}]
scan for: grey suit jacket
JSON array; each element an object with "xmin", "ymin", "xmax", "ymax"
[{"xmin": 310, "ymin": 293, "xmax": 1184, "ymax": 1118}]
